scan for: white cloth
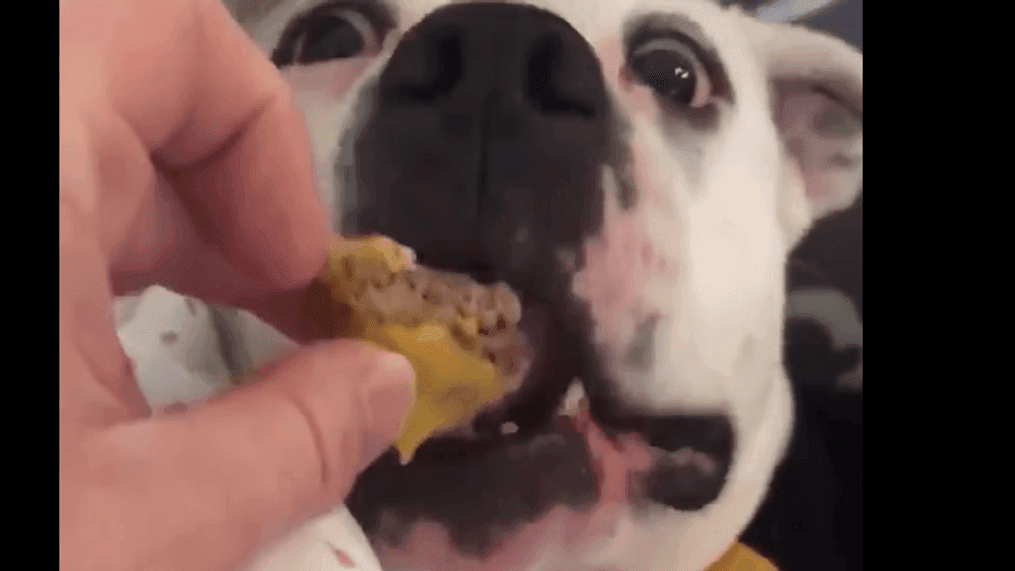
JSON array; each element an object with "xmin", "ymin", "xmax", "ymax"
[{"xmin": 113, "ymin": 286, "xmax": 384, "ymax": 571}]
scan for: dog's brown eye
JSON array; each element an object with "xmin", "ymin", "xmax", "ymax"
[
  {"xmin": 298, "ymin": 9, "xmax": 378, "ymax": 63},
  {"xmin": 272, "ymin": 6, "xmax": 385, "ymax": 67},
  {"xmin": 629, "ymin": 37, "xmax": 712, "ymax": 108}
]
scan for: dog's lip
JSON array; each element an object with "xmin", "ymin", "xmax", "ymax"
[{"xmin": 381, "ymin": 407, "xmax": 730, "ymax": 504}]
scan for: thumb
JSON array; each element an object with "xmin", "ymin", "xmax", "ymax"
[
  {"xmin": 198, "ymin": 338, "xmax": 417, "ymax": 500},
  {"xmin": 100, "ymin": 340, "xmax": 415, "ymax": 571}
]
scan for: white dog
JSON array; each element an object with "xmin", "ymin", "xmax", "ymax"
[{"xmin": 117, "ymin": 1, "xmax": 862, "ymax": 570}]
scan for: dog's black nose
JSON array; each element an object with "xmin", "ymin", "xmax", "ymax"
[{"xmin": 349, "ymin": 3, "xmax": 611, "ymax": 299}]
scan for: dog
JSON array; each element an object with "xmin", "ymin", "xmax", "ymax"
[{"xmin": 127, "ymin": 1, "xmax": 863, "ymax": 569}]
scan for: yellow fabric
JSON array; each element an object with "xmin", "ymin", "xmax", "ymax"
[{"xmin": 706, "ymin": 543, "xmax": 778, "ymax": 571}]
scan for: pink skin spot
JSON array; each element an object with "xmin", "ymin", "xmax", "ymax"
[
  {"xmin": 576, "ymin": 136, "xmax": 677, "ymax": 357},
  {"xmin": 330, "ymin": 547, "xmax": 355, "ymax": 568},
  {"xmin": 642, "ymin": 243, "xmax": 653, "ymax": 266}
]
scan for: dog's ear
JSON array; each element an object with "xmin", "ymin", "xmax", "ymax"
[{"xmin": 754, "ymin": 21, "xmax": 862, "ymax": 222}]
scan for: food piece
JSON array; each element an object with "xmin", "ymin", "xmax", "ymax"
[
  {"xmin": 301, "ymin": 236, "xmax": 531, "ymax": 463},
  {"xmin": 706, "ymin": 543, "xmax": 778, "ymax": 571}
]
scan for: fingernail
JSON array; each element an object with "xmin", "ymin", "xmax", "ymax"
[{"xmin": 358, "ymin": 351, "xmax": 416, "ymax": 471}]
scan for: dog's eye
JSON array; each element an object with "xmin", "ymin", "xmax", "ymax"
[
  {"xmin": 297, "ymin": 8, "xmax": 380, "ymax": 63},
  {"xmin": 272, "ymin": 6, "xmax": 384, "ymax": 66},
  {"xmin": 628, "ymin": 37, "xmax": 712, "ymax": 108}
]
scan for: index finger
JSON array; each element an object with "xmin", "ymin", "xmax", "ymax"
[{"xmin": 108, "ymin": 0, "xmax": 333, "ymax": 294}]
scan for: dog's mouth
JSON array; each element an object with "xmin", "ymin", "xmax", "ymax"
[
  {"xmin": 350, "ymin": 387, "xmax": 734, "ymax": 557},
  {"xmin": 347, "ymin": 280, "xmax": 735, "ymax": 554}
]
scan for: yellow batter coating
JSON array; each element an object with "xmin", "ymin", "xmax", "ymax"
[{"xmin": 301, "ymin": 236, "xmax": 528, "ymax": 462}]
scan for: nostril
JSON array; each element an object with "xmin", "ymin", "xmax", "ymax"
[
  {"xmin": 393, "ymin": 30, "xmax": 465, "ymax": 105},
  {"xmin": 526, "ymin": 36, "xmax": 595, "ymax": 119}
]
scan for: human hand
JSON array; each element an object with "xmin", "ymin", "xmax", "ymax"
[{"xmin": 59, "ymin": 1, "xmax": 415, "ymax": 570}]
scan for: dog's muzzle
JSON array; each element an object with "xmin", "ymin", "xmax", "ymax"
[{"xmin": 344, "ymin": 3, "xmax": 735, "ymax": 554}]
